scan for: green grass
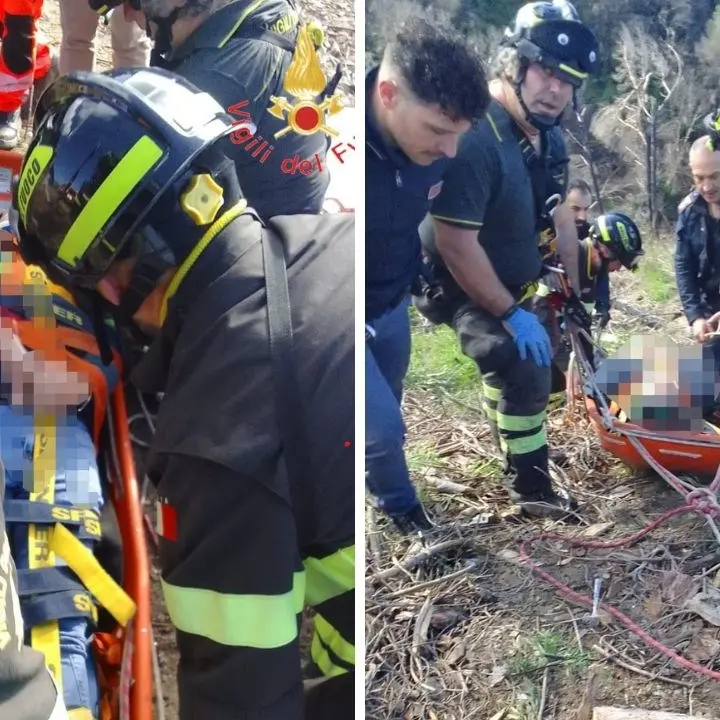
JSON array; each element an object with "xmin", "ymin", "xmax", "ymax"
[
  {"xmin": 507, "ymin": 630, "xmax": 592, "ymax": 678},
  {"xmin": 405, "ymin": 440, "xmax": 446, "ymax": 474},
  {"xmin": 468, "ymin": 456, "xmax": 505, "ymax": 479},
  {"xmin": 406, "ymin": 309, "xmax": 479, "ymax": 398},
  {"xmin": 504, "ymin": 630, "xmax": 592, "ymax": 719},
  {"xmin": 637, "ymin": 259, "xmax": 676, "ymax": 304}
]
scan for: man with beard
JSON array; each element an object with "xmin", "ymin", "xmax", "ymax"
[
  {"xmin": 539, "ymin": 177, "xmax": 614, "ymax": 408},
  {"xmin": 566, "ymin": 179, "xmax": 593, "ymax": 233},
  {"xmin": 565, "ymin": 179, "xmax": 611, "ymax": 324},
  {"xmin": 415, "ymin": 1, "xmax": 600, "ymax": 519}
]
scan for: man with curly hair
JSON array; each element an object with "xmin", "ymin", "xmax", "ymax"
[
  {"xmin": 365, "ymin": 17, "xmax": 490, "ymax": 534},
  {"xmin": 415, "ymin": 1, "xmax": 601, "ymax": 519}
]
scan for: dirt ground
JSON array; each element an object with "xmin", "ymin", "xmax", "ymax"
[
  {"xmin": 366, "ymin": 270, "xmax": 720, "ymax": 719},
  {"xmin": 29, "ymin": 0, "xmax": 354, "ymax": 715}
]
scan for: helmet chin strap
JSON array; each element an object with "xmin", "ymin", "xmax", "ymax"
[
  {"xmin": 116, "ymin": 228, "xmax": 177, "ymax": 335},
  {"xmin": 114, "ymin": 261, "xmax": 168, "ymax": 349},
  {"xmin": 145, "ymin": 7, "xmax": 182, "ymax": 65}
]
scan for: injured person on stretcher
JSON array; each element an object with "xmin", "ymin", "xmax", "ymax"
[
  {"xmin": 591, "ymin": 332, "xmax": 720, "ymax": 434},
  {"xmin": 0, "ymin": 220, "xmax": 134, "ymax": 719}
]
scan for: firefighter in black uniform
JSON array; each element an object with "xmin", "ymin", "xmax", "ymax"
[
  {"xmin": 13, "ymin": 67, "xmax": 354, "ymax": 720},
  {"xmin": 415, "ymin": 1, "xmax": 600, "ymax": 518},
  {"xmin": 89, "ymin": 0, "xmax": 334, "ymax": 220},
  {"xmin": 573, "ymin": 213, "xmax": 644, "ymax": 309}
]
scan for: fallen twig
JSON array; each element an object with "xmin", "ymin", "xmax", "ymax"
[
  {"xmin": 381, "ymin": 562, "xmax": 478, "ymax": 599},
  {"xmin": 592, "ymin": 643, "xmax": 696, "ymax": 688},
  {"xmin": 423, "ymin": 476, "xmax": 474, "ymax": 494},
  {"xmin": 368, "ymin": 538, "xmax": 471, "ymax": 583},
  {"xmin": 537, "ymin": 665, "xmax": 550, "ymax": 719},
  {"xmin": 409, "ymin": 596, "xmax": 434, "ymax": 690}
]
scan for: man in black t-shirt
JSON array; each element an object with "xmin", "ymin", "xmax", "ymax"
[{"xmin": 414, "ymin": 1, "xmax": 600, "ymax": 518}]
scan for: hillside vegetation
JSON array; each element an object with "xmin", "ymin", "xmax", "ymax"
[{"xmin": 367, "ymin": 0, "xmax": 720, "ymax": 232}]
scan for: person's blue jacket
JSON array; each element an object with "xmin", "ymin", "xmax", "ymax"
[{"xmin": 674, "ymin": 190, "xmax": 720, "ymax": 325}]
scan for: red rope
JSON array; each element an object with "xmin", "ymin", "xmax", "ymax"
[
  {"xmin": 519, "ymin": 503, "xmax": 720, "ymax": 681},
  {"xmin": 521, "ymin": 318, "xmax": 720, "ymax": 679}
]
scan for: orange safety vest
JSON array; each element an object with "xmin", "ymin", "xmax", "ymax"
[{"xmin": 0, "ymin": 0, "xmax": 51, "ymax": 113}]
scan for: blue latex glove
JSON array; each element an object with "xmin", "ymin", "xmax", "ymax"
[{"xmin": 503, "ymin": 306, "xmax": 552, "ymax": 367}]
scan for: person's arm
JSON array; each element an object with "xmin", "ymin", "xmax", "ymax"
[
  {"xmin": 594, "ymin": 266, "xmax": 611, "ymax": 314},
  {"xmin": 674, "ymin": 216, "xmax": 705, "ymax": 326},
  {"xmin": 0, "ymin": 314, "xmax": 89, "ymax": 412},
  {"xmin": 433, "ymin": 221, "xmax": 515, "ymax": 316},
  {"xmin": 154, "ymin": 453, "xmax": 305, "ymax": 718},
  {"xmin": 0, "ymin": 317, "xmax": 27, "ymax": 391},
  {"xmin": 553, "ymin": 201, "xmax": 581, "ymax": 295},
  {"xmin": 429, "ymin": 140, "xmax": 514, "ymax": 316}
]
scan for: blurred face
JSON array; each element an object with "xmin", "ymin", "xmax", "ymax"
[
  {"xmin": 95, "ymin": 257, "xmax": 175, "ymax": 334},
  {"xmin": 596, "ymin": 242, "xmax": 623, "ymax": 272},
  {"xmin": 567, "ymin": 188, "xmax": 592, "ymax": 223},
  {"xmin": 520, "ymin": 63, "xmax": 574, "ymax": 120},
  {"xmin": 690, "ymin": 145, "xmax": 720, "ymax": 206},
  {"xmin": 377, "ymin": 79, "xmax": 471, "ymax": 165}
]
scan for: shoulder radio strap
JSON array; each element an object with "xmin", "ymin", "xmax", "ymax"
[{"xmin": 261, "ymin": 225, "xmax": 315, "ymax": 540}]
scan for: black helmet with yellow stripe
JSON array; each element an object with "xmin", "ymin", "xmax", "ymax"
[
  {"xmin": 703, "ymin": 109, "xmax": 720, "ymax": 152},
  {"xmin": 503, "ymin": 1, "xmax": 599, "ymax": 128},
  {"xmin": 12, "ymin": 66, "xmax": 248, "ymax": 321},
  {"xmin": 589, "ymin": 212, "xmax": 644, "ymax": 272}
]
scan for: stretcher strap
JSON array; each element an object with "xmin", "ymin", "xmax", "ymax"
[
  {"xmin": 5, "ymin": 499, "xmax": 102, "ymax": 541},
  {"xmin": 68, "ymin": 708, "xmax": 94, "ymax": 720},
  {"xmin": 518, "ymin": 280, "xmax": 540, "ymax": 304},
  {"xmin": 16, "ymin": 566, "xmax": 87, "ymax": 596},
  {"xmin": 48, "ymin": 523, "xmax": 136, "ymax": 627},
  {"xmin": 28, "ymin": 423, "xmax": 62, "ymax": 694},
  {"xmin": 21, "ymin": 589, "xmax": 98, "ymax": 626},
  {"xmin": 21, "ymin": 520, "xmax": 136, "ymax": 699}
]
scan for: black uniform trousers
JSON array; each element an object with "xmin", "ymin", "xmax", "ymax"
[
  {"xmin": 414, "ymin": 291, "xmax": 553, "ymax": 496},
  {"xmin": 154, "ymin": 454, "xmax": 354, "ymax": 720}
]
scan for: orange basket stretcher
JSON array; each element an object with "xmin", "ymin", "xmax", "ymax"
[
  {"xmin": 559, "ymin": 292, "xmax": 720, "ymax": 479},
  {"xmin": 0, "ymin": 147, "xmax": 155, "ymax": 720},
  {"xmin": 100, "ymin": 386, "xmax": 155, "ymax": 720},
  {"xmin": 581, "ymin": 393, "xmax": 720, "ymax": 475}
]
